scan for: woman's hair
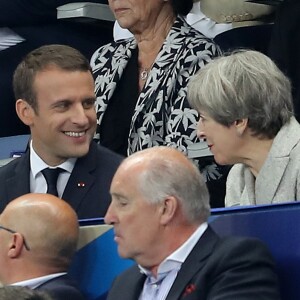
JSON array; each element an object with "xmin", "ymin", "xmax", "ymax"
[
  {"xmin": 171, "ymin": 0, "xmax": 193, "ymax": 16},
  {"xmin": 188, "ymin": 50, "xmax": 294, "ymax": 139}
]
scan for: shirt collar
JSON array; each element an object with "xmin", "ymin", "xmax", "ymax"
[
  {"xmin": 139, "ymin": 222, "xmax": 208, "ymax": 276},
  {"xmin": 30, "ymin": 141, "xmax": 76, "ymax": 178},
  {"xmin": 10, "ymin": 272, "xmax": 67, "ymax": 289},
  {"xmin": 186, "ymin": 2, "xmax": 207, "ymax": 25}
]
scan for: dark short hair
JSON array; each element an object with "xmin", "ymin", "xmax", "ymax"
[
  {"xmin": 171, "ymin": 0, "xmax": 193, "ymax": 16},
  {"xmin": 13, "ymin": 44, "xmax": 91, "ymax": 113}
]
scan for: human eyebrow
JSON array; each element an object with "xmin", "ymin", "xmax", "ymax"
[
  {"xmin": 51, "ymin": 99, "xmax": 72, "ymax": 109},
  {"xmin": 111, "ymin": 193, "xmax": 129, "ymax": 205}
]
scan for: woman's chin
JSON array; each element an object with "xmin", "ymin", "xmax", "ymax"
[{"xmin": 214, "ymin": 155, "xmax": 230, "ymax": 166}]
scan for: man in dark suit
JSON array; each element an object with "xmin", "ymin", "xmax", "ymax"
[
  {"xmin": 0, "ymin": 0, "xmax": 112, "ymax": 137},
  {"xmin": 104, "ymin": 146, "xmax": 280, "ymax": 300},
  {"xmin": 0, "ymin": 193, "xmax": 84, "ymax": 300},
  {"xmin": 0, "ymin": 44, "xmax": 122, "ymax": 219}
]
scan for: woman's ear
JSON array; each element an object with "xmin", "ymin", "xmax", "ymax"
[
  {"xmin": 15, "ymin": 99, "xmax": 35, "ymax": 126},
  {"xmin": 160, "ymin": 196, "xmax": 178, "ymax": 225},
  {"xmin": 234, "ymin": 118, "xmax": 248, "ymax": 137}
]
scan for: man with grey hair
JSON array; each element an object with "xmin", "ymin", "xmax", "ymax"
[{"xmin": 105, "ymin": 146, "xmax": 280, "ymax": 300}]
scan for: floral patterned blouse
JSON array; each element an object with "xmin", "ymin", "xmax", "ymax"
[{"xmin": 91, "ymin": 16, "xmax": 227, "ymax": 206}]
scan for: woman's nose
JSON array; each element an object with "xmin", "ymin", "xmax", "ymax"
[{"xmin": 197, "ymin": 122, "xmax": 206, "ymax": 139}]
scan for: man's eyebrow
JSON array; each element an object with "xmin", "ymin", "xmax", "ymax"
[
  {"xmin": 81, "ymin": 96, "xmax": 96, "ymax": 103},
  {"xmin": 50, "ymin": 99, "xmax": 72, "ymax": 106},
  {"xmin": 110, "ymin": 193, "xmax": 127, "ymax": 200}
]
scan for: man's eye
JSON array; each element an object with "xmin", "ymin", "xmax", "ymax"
[
  {"xmin": 83, "ymin": 99, "xmax": 96, "ymax": 109},
  {"xmin": 55, "ymin": 102, "xmax": 69, "ymax": 109}
]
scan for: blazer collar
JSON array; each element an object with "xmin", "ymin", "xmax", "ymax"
[
  {"xmin": 166, "ymin": 226, "xmax": 219, "ymax": 300},
  {"xmin": 255, "ymin": 117, "xmax": 300, "ymax": 203},
  {"xmin": 119, "ymin": 226, "xmax": 219, "ymax": 300},
  {"xmin": 4, "ymin": 144, "xmax": 97, "ymax": 213},
  {"xmin": 6, "ymin": 151, "xmax": 31, "ymax": 200},
  {"xmin": 62, "ymin": 142, "xmax": 97, "ymax": 211},
  {"xmin": 270, "ymin": 117, "xmax": 300, "ymax": 157}
]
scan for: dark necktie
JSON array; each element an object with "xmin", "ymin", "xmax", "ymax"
[{"xmin": 41, "ymin": 168, "xmax": 61, "ymax": 196}]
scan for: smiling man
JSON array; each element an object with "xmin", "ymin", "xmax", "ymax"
[{"xmin": 0, "ymin": 44, "xmax": 122, "ymax": 219}]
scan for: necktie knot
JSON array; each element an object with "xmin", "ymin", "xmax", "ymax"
[{"xmin": 41, "ymin": 168, "xmax": 62, "ymax": 196}]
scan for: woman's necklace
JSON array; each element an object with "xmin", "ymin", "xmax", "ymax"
[{"xmin": 140, "ymin": 67, "xmax": 150, "ymax": 81}]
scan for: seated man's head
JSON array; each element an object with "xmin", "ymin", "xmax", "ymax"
[
  {"xmin": 13, "ymin": 44, "xmax": 97, "ymax": 166},
  {"xmin": 105, "ymin": 146, "xmax": 210, "ymax": 271},
  {"xmin": 0, "ymin": 193, "xmax": 79, "ymax": 284}
]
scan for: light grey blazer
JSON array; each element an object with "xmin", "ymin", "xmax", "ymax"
[{"xmin": 225, "ymin": 117, "xmax": 300, "ymax": 206}]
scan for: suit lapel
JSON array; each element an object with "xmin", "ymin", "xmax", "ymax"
[
  {"xmin": 166, "ymin": 226, "xmax": 219, "ymax": 300},
  {"xmin": 62, "ymin": 143, "xmax": 97, "ymax": 212},
  {"xmin": 6, "ymin": 152, "xmax": 31, "ymax": 200},
  {"xmin": 127, "ymin": 271, "xmax": 146, "ymax": 300},
  {"xmin": 108, "ymin": 266, "xmax": 146, "ymax": 300},
  {"xmin": 255, "ymin": 157, "xmax": 289, "ymax": 204},
  {"xmin": 255, "ymin": 117, "xmax": 300, "ymax": 203}
]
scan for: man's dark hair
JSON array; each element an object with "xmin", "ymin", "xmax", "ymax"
[{"xmin": 13, "ymin": 44, "xmax": 91, "ymax": 113}]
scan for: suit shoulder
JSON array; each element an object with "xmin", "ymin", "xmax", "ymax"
[
  {"xmin": 0, "ymin": 157, "xmax": 22, "ymax": 176},
  {"xmin": 38, "ymin": 275, "xmax": 85, "ymax": 300},
  {"xmin": 215, "ymin": 235, "xmax": 274, "ymax": 261},
  {"xmin": 94, "ymin": 143, "xmax": 124, "ymax": 163}
]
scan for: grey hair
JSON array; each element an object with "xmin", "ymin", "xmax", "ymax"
[
  {"xmin": 188, "ymin": 50, "xmax": 294, "ymax": 139},
  {"xmin": 136, "ymin": 147, "xmax": 211, "ymax": 223}
]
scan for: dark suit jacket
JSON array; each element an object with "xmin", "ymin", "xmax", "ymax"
[
  {"xmin": 107, "ymin": 226, "xmax": 280, "ymax": 300},
  {"xmin": 36, "ymin": 274, "xmax": 85, "ymax": 300},
  {"xmin": 0, "ymin": 142, "xmax": 123, "ymax": 219},
  {"xmin": 0, "ymin": 0, "xmax": 112, "ymax": 137}
]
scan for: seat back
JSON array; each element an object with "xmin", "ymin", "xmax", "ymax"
[{"xmin": 210, "ymin": 202, "xmax": 300, "ymax": 299}]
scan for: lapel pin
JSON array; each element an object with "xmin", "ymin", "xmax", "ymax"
[{"xmin": 77, "ymin": 182, "xmax": 85, "ymax": 188}]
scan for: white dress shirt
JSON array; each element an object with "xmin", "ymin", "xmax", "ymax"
[
  {"xmin": 138, "ymin": 222, "xmax": 208, "ymax": 300},
  {"xmin": 29, "ymin": 142, "xmax": 76, "ymax": 198},
  {"xmin": 11, "ymin": 272, "xmax": 67, "ymax": 289}
]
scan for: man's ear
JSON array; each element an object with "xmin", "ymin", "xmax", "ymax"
[
  {"xmin": 234, "ymin": 118, "xmax": 248, "ymax": 137},
  {"xmin": 7, "ymin": 233, "xmax": 25, "ymax": 259},
  {"xmin": 160, "ymin": 196, "xmax": 178, "ymax": 225},
  {"xmin": 15, "ymin": 99, "xmax": 35, "ymax": 126}
]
